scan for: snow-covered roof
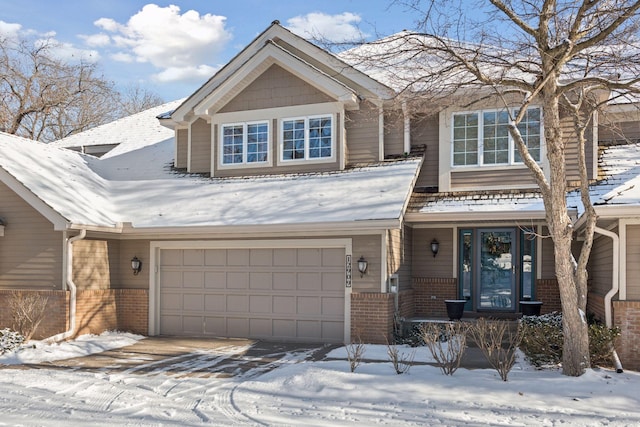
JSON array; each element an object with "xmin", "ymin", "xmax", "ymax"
[
  {"xmin": 0, "ymin": 115, "xmax": 421, "ymax": 230},
  {"xmin": 590, "ymin": 142, "xmax": 640, "ymax": 207}
]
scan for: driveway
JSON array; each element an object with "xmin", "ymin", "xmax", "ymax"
[{"xmin": 14, "ymin": 336, "xmax": 336, "ymax": 378}]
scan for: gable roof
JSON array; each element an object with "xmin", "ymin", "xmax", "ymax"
[
  {"xmin": 0, "ymin": 103, "xmax": 421, "ymax": 232},
  {"xmin": 170, "ymin": 22, "xmax": 394, "ymax": 124}
]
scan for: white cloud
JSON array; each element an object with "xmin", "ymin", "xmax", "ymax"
[
  {"xmin": 80, "ymin": 33, "xmax": 111, "ymax": 47},
  {"xmin": 286, "ymin": 12, "xmax": 367, "ymax": 43},
  {"xmin": 91, "ymin": 4, "xmax": 232, "ymax": 83},
  {"xmin": 0, "ymin": 20, "xmax": 22, "ymax": 40},
  {"xmin": 35, "ymin": 37, "xmax": 100, "ymax": 62},
  {"xmin": 152, "ymin": 64, "xmax": 219, "ymax": 83}
]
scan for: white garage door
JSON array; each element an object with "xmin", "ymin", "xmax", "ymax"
[{"xmin": 158, "ymin": 246, "xmax": 346, "ymax": 342}]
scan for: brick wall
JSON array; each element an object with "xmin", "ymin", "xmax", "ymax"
[
  {"xmin": 397, "ymin": 289, "xmax": 415, "ymax": 319},
  {"xmin": 412, "ymin": 277, "xmax": 458, "ymax": 318},
  {"xmin": 0, "ymin": 289, "xmax": 147, "ymax": 340},
  {"xmin": 613, "ymin": 300, "xmax": 640, "ymax": 371},
  {"xmin": 537, "ymin": 279, "xmax": 562, "ymax": 313},
  {"xmin": 0, "ymin": 290, "xmax": 68, "ymax": 339},
  {"xmin": 350, "ymin": 292, "xmax": 394, "ymax": 344}
]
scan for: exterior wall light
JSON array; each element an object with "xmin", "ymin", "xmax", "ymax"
[
  {"xmin": 131, "ymin": 256, "xmax": 142, "ymax": 275},
  {"xmin": 357, "ymin": 256, "xmax": 368, "ymax": 278},
  {"xmin": 430, "ymin": 239, "xmax": 439, "ymax": 257}
]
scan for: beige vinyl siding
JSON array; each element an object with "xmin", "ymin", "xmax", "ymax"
[
  {"xmin": 626, "ymin": 225, "xmax": 640, "ymax": 300},
  {"xmin": 219, "ymin": 64, "xmax": 334, "ymax": 113},
  {"xmin": 598, "ymin": 120, "xmax": 640, "ymax": 143},
  {"xmin": 587, "ymin": 230, "xmax": 615, "ymax": 297},
  {"xmin": 387, "ymin": 226, "xmax": 412, "ymax": 291},
  {"xmin": 560, "ymin": 110, "xmax": 596, "ymax": 181},
  {"xmin": 412, "ymin": 228, "xmax": 454, "ymax": 279},
  {"xmin": 175, "ymin": 129, "xmax": 188, "ymax": 169},
  {"xmin": 345, "ymin": 101, "xmax": 379, "ymax": 164},
  {"xmin": 0, "ymin": 182, "xmax": 63, "ymax": 289},
  {"xmin": 451, "ymin": 168, "xmax": 535, "ymax": 189},
  {"xmin": 384, "ymin": 111, "xmax": 404, "ymax": 156},
  {"xmin": 73, "ymin": 239, "xmax": 119, "ymax": 290},
  {"xmin": 412, "ymin": 115, "xmax": 439, "ymax": 188},
  {"xmin": 189, "ymin": 118, "xmax": 211, "ymax": 173},
  {"xmin": 116, "ymin": 240, "xmax": 151, "ymax": 289},
  {"xmin": 352, "ymin": 234, "xmax": 382, "ymax": 292},
  {"xmin": 540, "ymin": 227, "xmax": 557, "ymax": 280}
]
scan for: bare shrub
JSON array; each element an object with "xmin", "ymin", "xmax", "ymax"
[
  {"xmin": 345, "ymin": 339, "xmax": 366, "ymax": 373},
  {"xmin": 386, "ymin": 339, "xmax": 416, "ymax": 374},
  {"xmin": 419, "ymin": 322, "xmax": 468, "ymax": 376},
  {"xmin": 8, "ymin": 291, "xmax": 48, "ymax": 341},
  {"xmin": 468, "ymin": 318, "xmax": 522, "ymax": 381}
]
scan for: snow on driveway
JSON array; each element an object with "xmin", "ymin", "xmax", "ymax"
[{"xmin": 1, "ymin": 334, "xmax": 639, "ymax": 426}]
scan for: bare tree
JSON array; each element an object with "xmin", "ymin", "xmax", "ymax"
[
  {"xmin": 346, "ymin": 0, "xmax": 640, "ymax": 376},
  {"xmin": 0, "ymin": 35, "xmax": 164, "ymax": 142}
]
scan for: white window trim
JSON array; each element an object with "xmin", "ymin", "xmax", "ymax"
[
  {"xmin": 450, "ymin": 106, "xmax": 543, "ymax": 168},
  {"xmin": 218, "ymin": 120, "xmax": 271, "ymax": 170},
  {"xmin": 279, "ymin": 114, "xmax": 336, "ymax": 165}
]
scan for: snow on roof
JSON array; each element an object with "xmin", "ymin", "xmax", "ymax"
[
  {"xmin": 590, "ymin": 142, "xmax": 640, "ymax": 207},
  {"xmin": 412, "ymin": 190, "xmax": 547, "ymax": 216},
  {"xmin": 0, "ymin": 127, "xmax": 420, "ymax": 229},
  {"xmin": 53, "ymin": 100, "xmax": 184, "ymax": 151}
]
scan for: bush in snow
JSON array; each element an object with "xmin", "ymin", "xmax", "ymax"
[
  {"xmin": 8, "ymin": 290, "xmax": 48, "ymax": 340},
  {"xmin": 386, "ymin": 340, "xmax": 415, "ymax": 374},
  {"xmin": 0, "ymin": 328, "xmax": 25, "ymax": 355},
  {"xmin": 468, "ymin": 318, "xmax": 522, "ymax": 381},
  {"xmin": 519, "ymin": 312, "xmax": 620, "ymax": 368},
  {"xmin": 419, "ymin": 322, "xmax": 467, "ymax": 376},
  {"xmin": 345, "ymin": 334, "xmax": 366, "ymax": 373}
]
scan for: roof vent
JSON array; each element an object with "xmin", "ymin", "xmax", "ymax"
[{"xmin": 272, "ymin": 20, "xmax": 280, "ymax": 25}]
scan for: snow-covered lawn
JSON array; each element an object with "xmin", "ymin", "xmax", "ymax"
[{"xmin": 0, "ymin": 333, "xmax": 638, "ymax": 426}]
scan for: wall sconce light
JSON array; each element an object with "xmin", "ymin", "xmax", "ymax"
[
  {"xmin": 131, "ymin": 256, "xmax": 142, "ymax": 276},
  {"xmin": 430, "ymin": 239, "xmax": 439, "ymax": 258},
  {"xmin": 357, "ymin": 256, "xmax": 368, "ymax": 278}
]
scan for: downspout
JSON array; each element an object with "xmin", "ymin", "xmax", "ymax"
[
  {"xmin": 46, "ymin": 229, "xmax": 86, "ymax": 342},
  {"xmin": 401, "ymin": 101, "xmax": 411, "ymax": 154},
  {"xmin": 593, "ymin": 226, "xmax": 623, "ymax": 373}
]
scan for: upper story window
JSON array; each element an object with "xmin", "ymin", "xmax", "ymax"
[
  {"xmin": 221, "ymin": 121, "xmax": 269, "ymax": 165},
  {"xmin": 281, "ymin": 115, "xmax": 333, "ymax": 162},
  {"xmin": 452, "ymin": 107, "xmax": 541, "ymax": 167}
]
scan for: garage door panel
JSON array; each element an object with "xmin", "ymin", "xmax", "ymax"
[
  {"xmin": 273, "ymin": 272, "xmax": 296, "ymax": 290},
  {"xmin": 298, "ymin": 272, "xmax": 321, "ymax": 290},
  {"xmin": 183, "ymin": 249, "xmax": 204, "ymax": 266},
  {"xmin": 227, "ymin": 317, "xmax": 249, "ymax": 336},
  {"xmin": 204, "ymin": 271, "xmax": 226, "ymax": 288},
  {"xmin": 227, "ymin": 249, "xmax": 249, "ymax": 266},
  {"xmin": 273, "ymin": 296, "xmax": 295, "ymax": 314},
  {"xmin": 205, "ymin": 249, "xmax": 226, "ymax": 266},
  {"xmin": 227, "ymin": 272, "xmax": 248, "ymax": 289},
  {"xmin": 297, "ymin": 296, "xmax": 320, "ymax": 315},
  {"xmin": 183, "ymin": 271, "xmax": 204, "ymax": 288},
  {"xmin": 183, "ymin": 294, "xmax": 204, "ymax": 311},
  {"xmin": 322, "ymin": 297, "xmax": 345, "ymax": 316},
  {"xmin": 227, "ymin": 295, "xmax": 248, "ymax": 312},
  {"xmin": 159, "ymin": 246, "xmax": 346, "ymax": 342},
  {"xmin": 205, "ymin": 294, "xmax": 225, "ymax": 311},
  {"xmin": 249, "ymin": 272, "xmax": 272, "ymax": 289}
]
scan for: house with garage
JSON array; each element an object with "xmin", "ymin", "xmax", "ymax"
[{"xmin": 1, "ymin": 21, "xmax": 640, "ymax": 369}]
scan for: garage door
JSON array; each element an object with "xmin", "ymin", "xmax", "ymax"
[{"xmin": 158, "ymin": 247, "xmax": 346, "ymax": 342}]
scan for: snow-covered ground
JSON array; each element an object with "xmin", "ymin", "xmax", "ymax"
[{"xmin": 0, "ymin": 333, "xmax": 639, "ymax": 426}]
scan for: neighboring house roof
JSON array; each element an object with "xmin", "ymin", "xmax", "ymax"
[
  {"xmin": 0, "ymin": 109, "xmax": 421, "ymax": 231},
  {"xmin": 590, "ymin": 142, "xmax": 640, "ymax": 208}
]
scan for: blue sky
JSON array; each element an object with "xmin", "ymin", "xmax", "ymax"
[{"xmin": 0, "ymin": 1, "xmax": 425, "ymax": 101}]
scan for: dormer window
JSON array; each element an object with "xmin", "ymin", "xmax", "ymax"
[
  {"xmin": 281, "ymin": 115, "xmax": 333, "ymax": 162},
  {"xmin": 452, "ymin": 107, "xmax": 541, "ymax": 167},
  {"xmin": 221, "ymin": 121, "xmax": 269, "ymax": 165}
]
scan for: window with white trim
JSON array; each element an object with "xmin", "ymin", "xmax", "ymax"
[
  {"xmin": 221, "ymin": 121, "xmax": 269, "ymax": 165},
  {"xmin": 452, "ymin": 107, "xmax": 541, "ymax": 167},
  {"xmin": 281, "ymin": 115, "xmax": 333, "ymax": 161}
]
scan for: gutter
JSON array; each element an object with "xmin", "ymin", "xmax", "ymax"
[
  {"xmin": 593, "ymin": 226, "xmax": 624, "ymax": 373},
  {"xmin": 46, "ymin": 229, "xmax": 86, "ymax": 342}
]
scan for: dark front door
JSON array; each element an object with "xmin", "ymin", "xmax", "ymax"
[{"xmin": 477, "ymin": 229, "xmax": 516, "ymax": 311}]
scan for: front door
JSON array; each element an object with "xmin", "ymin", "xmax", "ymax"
[{"xmin": 477, "ymin": 229, "xmax": 516, "ymax": 311}]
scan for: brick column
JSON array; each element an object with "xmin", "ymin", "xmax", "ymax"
[{"xmin": 350, "ymin": 292, "xmax": 394, "ymax": 344}]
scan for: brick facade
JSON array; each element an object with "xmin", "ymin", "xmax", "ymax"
[
  {"xmin": 613, "ymin": 300, "xmax": 640, "ymax": 371},
  {"xmin": 536, "ymin": 279, "xmax": 562, "ymax": 314},
  {"xmin": 350, "ymin": 292, "xmax": 395, "ymax": 344},
  {"xmin": 412, "ymin": 277, "xmax": 458, "ymax": 318},
  {"xmin": 0, "ymin": 289, "xmax": 148, "ymax": 340}
]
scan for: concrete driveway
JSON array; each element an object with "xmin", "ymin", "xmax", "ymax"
[{"xmin": 17, "ymin": 337, "xmax": 336, "ymax": 379}]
